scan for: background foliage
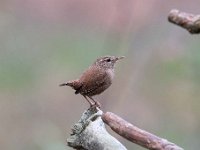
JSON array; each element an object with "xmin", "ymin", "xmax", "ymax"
[{"xmin": 0, "ymin": 1, "xmax": 200, "ymax": 149}]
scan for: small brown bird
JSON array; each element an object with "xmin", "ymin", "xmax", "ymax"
[{"xmin": 60, "ymin": 56, "xmax": 125, "ymax": 107}]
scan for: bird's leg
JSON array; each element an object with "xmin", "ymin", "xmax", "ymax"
[
  {"xmin": 83, "ymin": 95, "xmax": 94, "ymax": 106},
  {"xmin": 88, "ymin": 96, "xmax": 101, "ymax": 108}
]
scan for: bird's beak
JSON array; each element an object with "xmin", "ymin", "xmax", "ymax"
[{"xmin": 115, "ymin": 56, "xmax": 125, "ymax": 61}]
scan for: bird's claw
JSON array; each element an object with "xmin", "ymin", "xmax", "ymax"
[{"xmin": 90, "ymin": 101, "xmax": 101, "ymax": 108}]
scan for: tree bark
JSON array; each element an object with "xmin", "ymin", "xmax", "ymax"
[
  {"xmin": 168, "ymin": 9, "xmax": 200, "ymax": 34},
  {"xmin": 102, "ymin": 112, "xmax": 184, "ymax": 150},
  {"xmin": 67, "ymin": 106, "xmax": 127, "ymax": 150},
  {"xmin": 67, "ymin": 107, "xmax": 184, "ymax": 150}
]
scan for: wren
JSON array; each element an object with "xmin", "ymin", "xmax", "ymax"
[{"xmin": 60, "ymin": 56, "xmax": 125, "ymax": 107}]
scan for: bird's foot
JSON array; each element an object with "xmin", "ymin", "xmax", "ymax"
[
  {"xmin": 94, "ymin": 101, "xmax": 101, "ymax": 108},
  {"xmin": 90, "ymin": 101, "xmax": 101, "ymax": 109}
]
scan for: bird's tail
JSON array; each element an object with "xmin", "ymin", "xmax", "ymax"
[
  {"xmin": 59, "ymin": 81, "xmax": 72, "ymax": 87},
  {"xmin": 59, "ymin": 80, "xmax": 80, "ymax": 90},
  {"xmin": 59, "ymin": 83, "xmax": 68, "ymax": 86}
]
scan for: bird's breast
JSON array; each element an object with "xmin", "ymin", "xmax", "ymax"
[{"xmin": 106, "ymin": 69, "xmax": 114, "ymax": 80}]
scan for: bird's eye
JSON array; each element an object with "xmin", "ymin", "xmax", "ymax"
[{"xmin": 106, "ymin": 58, "xmax": 111, "ymax": 62}]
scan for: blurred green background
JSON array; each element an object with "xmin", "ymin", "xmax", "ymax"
[{"xmin": 0, "ymin": 0, "xmax": 200, "ymax": 149}]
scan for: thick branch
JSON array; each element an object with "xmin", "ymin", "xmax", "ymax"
[
  {"xmin": 67, "ymin": 107, "xmax": 127, "ymax": 150},
  {"xmin": 168, "ymin": 9, "xmax": 200, "ymax": 34},
  {"xmin": 102, "ymin": 112, "xmax": 184, "ymax": 150}
]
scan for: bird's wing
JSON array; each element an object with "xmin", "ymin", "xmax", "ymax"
[{"xmin": 76, "ymin": 67, "xmax": 109, "ymax": 95}]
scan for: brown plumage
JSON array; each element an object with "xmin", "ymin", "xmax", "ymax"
[{"xmin": 60, "ymin": 56, "xmax": 124, "ymax": 107}]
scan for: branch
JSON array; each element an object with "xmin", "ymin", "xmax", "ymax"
[
  {"xmin": 168, "ymin": 9, "xmax": 200, "ymax": 34},
  {"xmin": 67, "ymin": 107, "xmax": 127, "ymax": 150},
  {"xmin": 102, "ymin": 112, "xmax": 184, "ymax": 150},
  {"xmin": 67, "ymin": 107, "xmax": 183, "ymax": 150}
]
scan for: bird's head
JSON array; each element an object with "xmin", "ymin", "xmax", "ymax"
[{"xmin": 94, "ymin": 56, "xmax": 125, "ymax": 70}]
